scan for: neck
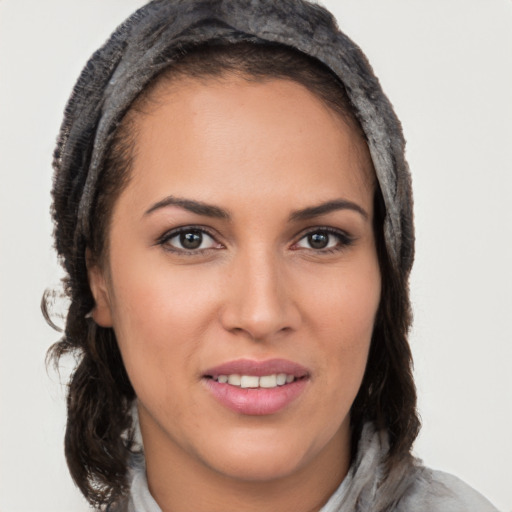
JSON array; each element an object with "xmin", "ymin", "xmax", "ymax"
[{"xmin": 139, "ymin": 408, "xmax": 351, "ymax": 512}]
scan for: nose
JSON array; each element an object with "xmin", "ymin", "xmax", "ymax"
[{"xmin": 220, "ymin": 248, "xmax": 301, "ymax": 341}]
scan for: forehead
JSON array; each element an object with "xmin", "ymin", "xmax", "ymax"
[
  {"xmin": 127, "ymin": 74, "xmax": 375, "ymax": 193},
  {"xmin": 103, "ymin": 74, "xmax": 379, "ymax": 261}
]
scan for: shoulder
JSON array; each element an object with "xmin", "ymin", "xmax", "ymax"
[{"xmin": 396, "ymin": 467, "xmax": 500, "ymax": 512}]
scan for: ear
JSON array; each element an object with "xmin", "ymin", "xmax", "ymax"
[{"xmin": 86, "ymin": 249, "xmax": 113, "ymax": 327}]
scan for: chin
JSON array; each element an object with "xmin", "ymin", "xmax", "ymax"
[
  {"xmin": 208, "ymin": 446, "xmax": 308, "ymax": 482},
  {"xmin": 195, "ymin": 426, "xmax": 337, "ymax": 483}
]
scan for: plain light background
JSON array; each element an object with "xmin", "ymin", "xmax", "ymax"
[{"xmin": 1, "ymin": 1, "xmax": 511, "ymax": 511}]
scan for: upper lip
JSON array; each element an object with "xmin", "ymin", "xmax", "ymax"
[{"xmin": 203, "ymin": 358, "xmax": 310, "ymax": 378}]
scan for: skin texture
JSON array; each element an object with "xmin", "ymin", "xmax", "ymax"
[{"xmin": 88, "ymin": 76, "xmax": 381, "ymax": 512}]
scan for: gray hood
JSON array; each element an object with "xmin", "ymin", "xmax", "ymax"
[
  {"xmin": 52, "ymin": 0, "xmax": 414, "ymax": 276},
  {"xmin": 116, "ymin": 424, "xmax": 499, "ymax": 512}
]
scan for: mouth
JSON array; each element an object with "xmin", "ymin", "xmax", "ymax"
[
  {"xmin": 202, "ymin": 359, "xmax": 310, "ymax": 415},
  {"xmin": 207, "ymin": 373, "xmax": 303, "ymax": 388}
]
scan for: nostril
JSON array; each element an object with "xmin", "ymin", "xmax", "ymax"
[{"xmin": 218, "ymin": 271, "xmax": 301, "ymax": 340}]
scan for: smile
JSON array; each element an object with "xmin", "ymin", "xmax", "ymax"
[
  {"xmin": 213, "ymin": 374, "xmax": 297, "ymax": 388},
  {"xmin": 203, "ymin": 359, "xmax": 310, "ymax": 415}
]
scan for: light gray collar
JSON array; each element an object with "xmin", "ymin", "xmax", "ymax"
[{"xmin": 120, "ymin": 423, "xmax": 498, "ymax": 512}]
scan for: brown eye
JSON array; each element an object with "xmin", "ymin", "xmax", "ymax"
[
  {"xmin": 297, "ymin": 230, "xmax": 337, "ymax": 250},
  {"xmin": 308, "ymin": 232, "xmax": 329, "ymax": 249},
  {"xmin": 160, "ymin": 228, "xmax": 219, "ymax": 252},
  {"xmin": 180, "ymin": 231, "xmax": 203, "ymax": 250},
  {"xmin": 295, "ymin": 229, "xmax": 353, "ymax": 252}
]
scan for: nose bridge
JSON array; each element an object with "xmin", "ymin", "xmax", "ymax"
[{"xmin": 221, "ymin": 244, "xmax": 297, "ymax": 340}]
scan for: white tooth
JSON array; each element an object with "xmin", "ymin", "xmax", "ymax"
[
  {"xmin": 286, "ymin": 374, "xmax": 295, "ymax": 383},
  {"xmin": 276, "ymin": 373, "xmax": 287, "ymax": 386},
  {"xmin": 240, "ymin": 375, "xmax": 259, "ymax": 388},
  {"xmin": 259, "ymin": 374, "xmax": 278, "ymax": 388},
  {"xmin": 228, "ymin": 374, "xmax": 241, "ymax": 386},
  {"xmin": 217, "ymin": 375, "xmax": 228, "ymax": 384}
]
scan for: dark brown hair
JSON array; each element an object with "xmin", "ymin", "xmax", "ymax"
[{"xmin": 46, "ymin": 42, "xmax": 419, "ymax": 509}]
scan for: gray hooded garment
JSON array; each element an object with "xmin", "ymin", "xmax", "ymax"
[
  {"xmin": 53, "ymin": 1, "xmax": 499, "ymax": 511},
  {"xmin": 120, "ymin": 425, "xmax": 497, "ymax": 512},
  {"xmin": 55, "ymin": 0, "xmax": 413, "ymax": 273}
]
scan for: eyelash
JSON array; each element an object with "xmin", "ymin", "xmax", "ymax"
[
  {"xmin": 292, "ymin": 227, "xmax": 355, "ymax": 254},
  {"xmin": 156, "ymin": 226, "xmax": 354, "ymax": 255},
  {"xmin": 156, "ymin": 225, "xmax": 222, "ymax": 255}
]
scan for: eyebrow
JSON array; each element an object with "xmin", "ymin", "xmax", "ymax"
[
  {"xmin": 289, "ymin": 199, "xmax": 368, "ymax": 222},
  {"xmin": 144, "ymin": 195, "xmax": 368, "ymax": 222},
  {"xmin": 144, "ymin": 196, "xmax": 231, "ymax": 219}
]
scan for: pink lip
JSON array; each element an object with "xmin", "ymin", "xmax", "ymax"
[
  {"xmin": 203, "ymin": 358, "xmax": 309, "ymax": 378},
  {"xmin": 202, "ymin": 358, "xmax": 310, "ymax": 416}
]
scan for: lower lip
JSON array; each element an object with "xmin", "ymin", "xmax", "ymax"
[{"xmin": 204, "ymin": 378, "xmax": 308, "ymax": 415}]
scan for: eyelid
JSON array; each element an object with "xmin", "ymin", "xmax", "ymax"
[
  {"xmin": 155, "ymin": 225, "xmax": 354, "ymax": 254},
  {"xmin": 291, "ymin": 226, "xmax": 355, "ymax": 251},
  {"xmin": 156, "ymin": 225, "xmax": 224, "ymax": 253}
]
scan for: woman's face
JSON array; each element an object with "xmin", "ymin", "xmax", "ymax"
[{"xmin": 89, "ymin": 76, "xmax": 380, "ymax": 485}]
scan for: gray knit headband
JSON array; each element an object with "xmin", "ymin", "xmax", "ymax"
[{"xmin": 53, "ymin": 0, "xmax": 414, "ymax": 274}]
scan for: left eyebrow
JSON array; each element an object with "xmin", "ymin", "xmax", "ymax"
[
  {"xmin": 289, "ymin": 199, "xmax": 369, "ymax": 222},
  {"xmin": 143, "ymin": 195, "xmax": 231, "ymax": 219}
]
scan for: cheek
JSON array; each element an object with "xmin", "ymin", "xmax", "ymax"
[
  {"xmin": 304, "ymin": 256, "xmax": 381, "ymax": 341},
  {"xmin": 110, "ymin": 250, "xmax": 219, "ymax": 333},
  {"xmin": 106, "ymin": 259, "xmax": 222, "ymax": 401},
  {"xmin": 284, "ymin": 258, "xmax": 380, "ymax": 453},
  {"xmin": 302, "ymin": 254, "xmax": 380, "ymax": 392}
]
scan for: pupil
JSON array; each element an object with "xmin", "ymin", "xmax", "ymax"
[
  {"xmin": 309, "ymin": 232, "xmax": 328, "ymax": 249},
  {"xmin": 180, "ymin": 231, "xmax": 202, "ymax": 249}
]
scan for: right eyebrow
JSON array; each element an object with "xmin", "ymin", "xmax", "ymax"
[
  {"xmin": 289, "ymin": 198, "xmax": 369, "ymax": 222},
  {"xmin": 143, "ymin": 195, "xmax": 231, "ymax": 220}
]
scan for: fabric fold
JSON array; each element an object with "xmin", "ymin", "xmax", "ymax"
[{"xmin": 116, "ymin": 423, "xmax": 499, "ymax": 512}]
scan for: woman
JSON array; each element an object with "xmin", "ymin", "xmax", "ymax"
[{"xmin": 45, "ymin": 0, "xmax": 499, "ymax": 511}]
